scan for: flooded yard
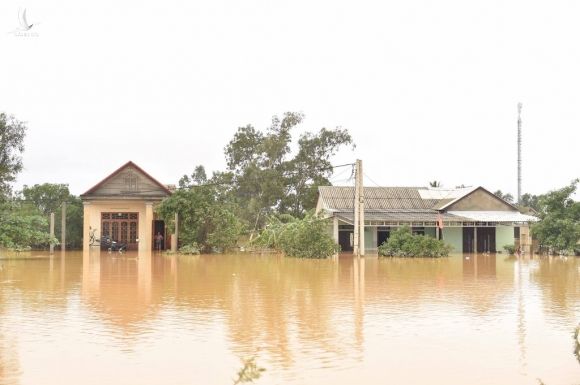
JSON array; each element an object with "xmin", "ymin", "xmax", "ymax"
[{"xmin": 0, "ymin": 251, "xmax": 579, "ymax": 385}]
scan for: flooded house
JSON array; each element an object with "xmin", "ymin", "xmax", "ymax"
[
  {"xmin": 316, "ymin": 186, "xmax": 538, "ymax": 254},
  {"xmin": 81, "ymin": 161, "xmax": 172, "ymax": 252}
]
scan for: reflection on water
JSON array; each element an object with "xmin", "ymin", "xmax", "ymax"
[{"xmin": 0, "ymin": 251, "xmax": 578, "ymax": 385}]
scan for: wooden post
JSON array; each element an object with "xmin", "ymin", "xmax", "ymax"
[
  {"xmin": 61, "ymin": 202, "xmax": 66, "ymax": 252},
  {"xmin": 49, "ymin": 212, "xmax": 55, "ymax": 254}
]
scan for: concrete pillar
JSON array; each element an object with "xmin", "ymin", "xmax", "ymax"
[
  {"xmin": 333, "ymin": 217, "xmax": 339, "ymax": 244},
  {"xmin": 83, "ymin": 202, "xmax": 91, "ymax": 253},
  {"xmin": 49, "ymin": 212, "xmax": 55, "ymax": 254},
  {"xmin": 171, "ymin": 212, "xmax": 179, "ymax": 252},
  {"xmin": 142, "ymin": 202, "xmax": 154, "ymax": 252},
  {"xmin": 474, "ymin": 227, "xmax": 478, "ymax": 254},
  {"xmin": 61, "ymin": 202, "xmax": 66, "ymax": 251}
]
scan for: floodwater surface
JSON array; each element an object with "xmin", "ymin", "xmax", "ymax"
[{"xmin": 0, "ymin": 251, "xmax": 579, "ymax": 385}]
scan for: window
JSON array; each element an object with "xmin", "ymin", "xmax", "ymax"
[{"xmin": 412, "ymin": 227, "xmax": 425, "ymax": 236}]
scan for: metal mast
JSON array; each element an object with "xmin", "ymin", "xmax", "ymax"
[{"xmin": 517, "ymin": 102, "xmax": 522, "ymax": 204}]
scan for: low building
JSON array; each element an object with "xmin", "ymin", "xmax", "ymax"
[
  {"xmin": 81, "ymin": 161, "xmax": 172, "ymax": 252},
  {"xmin": 316, "ymin": 186, "xmax": 537, "ymax": 254}
]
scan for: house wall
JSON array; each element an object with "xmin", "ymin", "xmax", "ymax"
[
  {"xmin": 446, "ymin": 188, "xmax": 517, "ymax": 211},
  {"xmin": 496, "ymin": 226, "xmax": 515, "ymax": 252},
  {"xmin": 88, "ymin": 166, "xmax": 168, "ymax": 198},
  {"xmin": 424, "ymin": 227, "xmax": 437, "ymax": 238},
  {"xmin": 442, "ymin": 227, "xmax": 462, "ymax": 253},
  {"xmin": 365, "ymin": 227, "xmax": 376, "ymax": 252},
  {"xmin": 83, "ymin": 200, "xmax": 156, "ymax": 253}
]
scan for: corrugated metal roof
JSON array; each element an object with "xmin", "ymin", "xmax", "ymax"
[{"xmin": 318, "ymin": 186, "xmax": 440, "ymax": 211}]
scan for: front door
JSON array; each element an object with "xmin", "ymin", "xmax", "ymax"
[
  {"xmin": 476, "ymin": 227, "xmax": 496, "ymax": 253},
  {"xmin": 101, "ymin": 213, "xmax": 139, "ymax": 250},
  {"xmin": 463, "ymin": 227, "xmax": 474, "ymax": 253},
  {"xmin": 377, "ymin": 229, "xmax": 390, "ymax": 247},
  {"xmin": 339, "ymin": 231, "xmax": 353, "ymax": 252}
]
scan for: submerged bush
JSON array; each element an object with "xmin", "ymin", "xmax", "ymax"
[
  {"xmin": 254, "ymin": 212, "xmax": 339, "ymax": 258},
  {"xmin": 503, "ymin": 244, "xmax": 516, "ymax": 255},
  {"xmin": 378, "ymin": 226, "xmax": 451, "ymax": 257},
  {"xmin": 178, "ymin": 243, "xmax": 201, "ymax": 255}
]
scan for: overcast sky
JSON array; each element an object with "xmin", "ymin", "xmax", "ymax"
[{"xmin": 1, "ymin": 0, "xmax": 578, "ymax": 197}]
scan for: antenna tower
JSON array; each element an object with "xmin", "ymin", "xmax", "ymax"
[{"xmin": 517, "ymin": 102, "xmax": 522, "ymax": 203}]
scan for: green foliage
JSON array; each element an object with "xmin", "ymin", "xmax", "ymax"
[
  {"xmin": 493, "ymin": 190, "xmax": 514, "ymax": 203},
  {"xmin": 519, "ymin": 193, "xmax": 540, "ymax": 212},
  {"xmin": 178, "ymin": 243, "xmax": 201, "ymax": 255},
  {"xmin": 254, "ymin": 212, "xmax": 339, "ymax": 258},
  {"xmin": 19, "ymin": 183, "xmax": 83, "ymax": 249},
  {"xmin": 0, "ymin": 206, "xmax": 58, "ymax": 249},
  {"xmin": 503, "ymin": 244, "xmax": 516, "ymax": 255},
  {"xmin": 0, "ymin": 113, "xmax": 26, "ymax": 197},
  {"xmin": 378, "ymin": 226, "xmax": 451, "ymax": 257},
  {"xmin": 233, "ymin": 357, "xmax": 265, "ymax": 385},
  {"xmin": 531, "ymin": 180, "xmax": 580, "ymax": 254},
  {"xmin": 224, "ymin": 112, "xmax": 354, "ymax": 229},
  {"xmin": 157, "ymin": 184, "xmax": 243, "ymax": 253},
  {"xmin": 429, "ymin": 180, "xmax": 441, "ymax": 187}
]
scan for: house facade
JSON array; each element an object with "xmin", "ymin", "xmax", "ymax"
[
  {"xmin": 81, "ymin": 161, "xmax": 172, "ymax": 252},
  {"xmin": 316, "ymin": 186, "xmax": 537, "ymax": 254}
]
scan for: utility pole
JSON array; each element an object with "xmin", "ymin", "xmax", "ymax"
[
  {"xmin": 61, "ymin": 202, "xmax": 67, "ymax": 252},
  {"xmin": 49, "ymin": 212, "xmax": 55, "ymax": 254},
  {"xmin": 517, "ymin": 102, "xmax": 522, "ymax": 204},
  {"xmin": 353, "ymin": 159, "xmax": 365, "ymax": 257}
]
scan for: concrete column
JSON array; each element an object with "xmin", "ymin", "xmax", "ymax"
[
  {"xmin": 333, "ymin": 217, "xmax": 339, "ymax": 244},
  {"xmin": 142, "ymin": 202, "xmax": 154, "ymax": 252},
  {"xmin": 61, "ymin": 202, "xmax": 66, "ymax": 251},
  {"xmin": 171, "ymin": 212, "xmax": 179, "ymax": 252},
  {"xmin": 49, "ymin": 212, "xmax": 55, "ymax": 254},
  {"xmin": 83, "ymin": 202, "xmax": 91, "ymax": 253},
  {"xmin": 474, "ymin": 227, "xmax": 478, "ymax": 254}
]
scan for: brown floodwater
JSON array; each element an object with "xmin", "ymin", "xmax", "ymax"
[{"xmin": 0, "ymin": 250, "xmax": 578, "ymax": 385}]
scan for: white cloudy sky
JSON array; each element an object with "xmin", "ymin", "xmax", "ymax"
[{"xmin": 0, "ymin": 0, "xmax": 578, "ymax": 196}]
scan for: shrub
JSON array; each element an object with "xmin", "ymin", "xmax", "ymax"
[
  {"xmin": 378, "ymin": 226, "xmax": 450, "ymax": 257},
  {"xmin": 254, "ymin": 212, "xmax": 339, "ymax": 258},
  {"xmin": 178, "ymin": 243, "xmax": 201, "ymax": 255},
  {"xmin": 503, "ymin": 244, "xmax": 516, "ymax": 255}
]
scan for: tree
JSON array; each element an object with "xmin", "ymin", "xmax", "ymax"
[
  {"xmin": 0, "ymin": 208, "xmax": 57, "ymax": 250},
  {"xmin": 519, "ymin": 193, "xmax": 540, "ymax": 212},
  {"xmin": 429, "ymin": 180, "xmax": 442, "ymax": 187},
  {"xmin": 224, "ymin": 112, "xmax": 354, "ymax": 228},
  {"xmin": 531, "ymin": 179, "xmax": 580, "ymax": 254},
  {"xmin": 19, "ymin": 183, "xmax": 84, "ymax": 249},
  {"xmin": 493, "ymin": 190, "xmax": 514, "ymax": 203},
  {"xmin": 0, "ymin": 113, "xmax": 26, "ymax": 197},
  {"xmin": 22, "ymin": 183, "xmax": 70, "ymax": 215},
  {"xmin": 157, "ymin": 183, "xmax": 243, "ymax": 252}
]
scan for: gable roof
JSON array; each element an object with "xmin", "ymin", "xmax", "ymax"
[
  {"xmin": 81, "ymin": 161, "xmax": 172, "ymax": 197},
  {"xmin": 435, "ymin": 186, "xmax": 519, "ymax": 211},
  {"xmin": 317, "ymin": 186, "xmax": 479, "ymax": 212},
  {"xmin": 318, "ymin": 185, "xmax": 519, "ymax": 212}
]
